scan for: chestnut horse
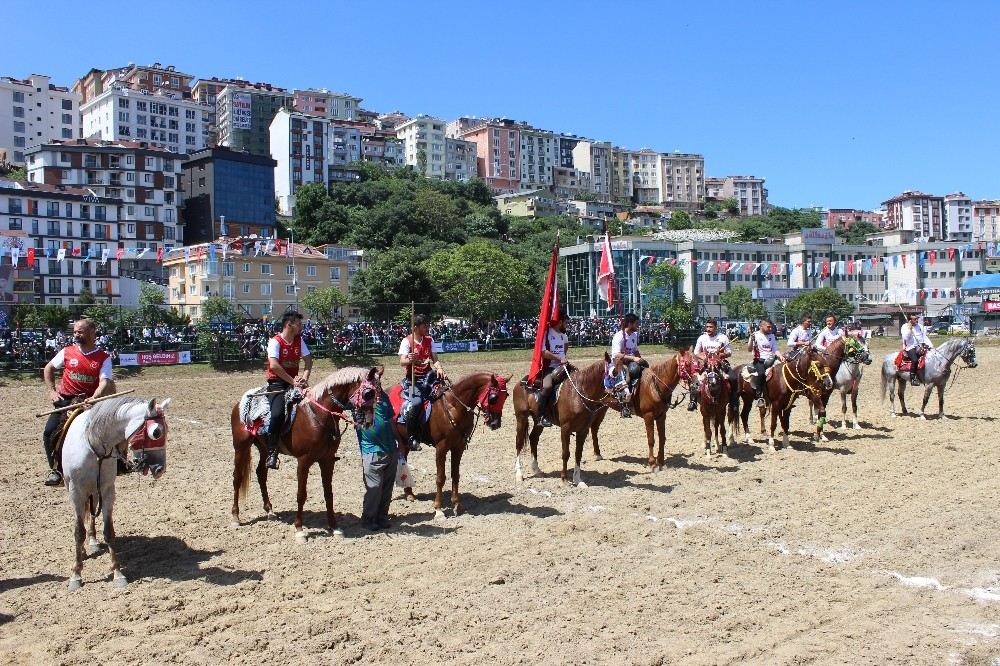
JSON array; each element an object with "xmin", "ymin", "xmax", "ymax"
[
  {"xmin": 230, "ymin": 366, "xmax": 382, "ymax": 542},
  {"xmin": 629, "ymin": 351, "xmax": 691, "ymax": 470},
  {"xmin": 513, "ymin": 357, "xmax": 625, "ymax": 487},
  {"xmin": 698, "ymin": 352, "xmax": 731, "ymax": 457},
  {"xmin": 395, "ymin": 372, "xmax": 510, "ymax": 519}
]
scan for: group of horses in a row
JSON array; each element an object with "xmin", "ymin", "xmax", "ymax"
[{"xmin": 57, "ymin": 336, "xmax": 977, "ymax": 591}]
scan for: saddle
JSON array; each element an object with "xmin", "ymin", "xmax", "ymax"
[
  {"xmin": 238, "ymin": 385, "xmax": 304, "ymax": 436},
  {"xmin": 894, "ymin": 350, "xmax": 927, "ymax": 374},
  {"xmin": 519, "ymin": 373, "xmax": 564, "ymax": 421},
  {"xmin": 740, "ymin": 365, "xmax": 776, "ymax": 383},
  {"xmin": 388, "ymin": 383, "xmax": 433, "ymax": 425}
]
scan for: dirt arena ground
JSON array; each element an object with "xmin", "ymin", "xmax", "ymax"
[{"xmin": 1, "ymin": 339, "xmax": 999, "ymax": 665}]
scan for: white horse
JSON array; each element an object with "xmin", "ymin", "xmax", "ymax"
[
  {"xmin": 880, "ymin": 337, "xmax": 977, "ymax": 419},
  {"xmin": 810, "ymin": 335, "xmax": 873, "ymax": 430},
  {"xmin": 63, "ymin": 396, "xmax": 170, "ymax": 592}
]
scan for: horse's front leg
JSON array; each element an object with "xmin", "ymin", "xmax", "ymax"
[
  {"xmin": 434, "ymin": 444, "xmax": 447, "ymax": 519},
  {"xmin": 851, "ymin": 387, "xmax": 862, "ymax": 429},
  {"xmin": 254, "ymin": 440, "xmax": 273, "ymax": 516},
  {"xmin": 718, "ymin": 409, "xmax": 728, "ymax": 456},
  {"xmin": 702, "ymin": 410, "xmax": 713, "ymax": 457},
  {"xmin": 814, "ymin": 397, "xmax": 829, "ymax": 443},
  {"xmin": 318, "ymin": 456, "xmax": 340, "ymax": 536},
  {"xmin": 559, "ymin": 427, "xmax": 571, "ymax": 485},
  {"xmin": 590, "ymin": 417, "xmax": 604, "ymax": 462},
  {"xmin": 643, "ymin": 412, "xmax": 657, "ymax": 469},
  {"xmin": 780, "ymin": 407, "xmax": 792, "ymax": 449},
  {"xmin": 840, "ymin": 390, "xmax": 849, "ymax": 430},
  {"xmin": 450, "ymin": 444, "xmax": 464, "ymax": 516},
  {"xmin": 294, "ymin": 457, "xmax": 312, "ymax": 543},
  {"xmin": 101, "ymin": 471, "xmax": 126, "ymax": 589},
  {"xmin": 655, "ymin": 413, "xmax": 667, "ymax": 469},
  {"xmin": 514, "ymin": 414, "xmax": 528, "ymax": 483},
  {"xmin": 768, "ymin": 404, "xmax": 779, "ymax": 451},
  {"xmin": 572, "ymin": 430, "xmax": 587, "ymax": 488}
]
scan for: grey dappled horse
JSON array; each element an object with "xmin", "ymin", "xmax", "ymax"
[
  {"xmin": 880, "ymin": 337, "xmax": 977, "ymax": 419},
  {"xmin": 811, "ymin": 336, "xmax": 873, "ymax": 430}
]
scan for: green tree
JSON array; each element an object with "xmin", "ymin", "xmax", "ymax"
[
  {"xmin": 668, "ymin": 210, "xmax": 693, "ymax": 230},
  {"xmin": 785, "ymin": 287, "xmax": 853, "ymax": 323},
  {"xmin": 201, "ymin": 295, "xmax": 236, "ymax": 324},
  {"xmin": 719, "ymin": 285, "xmax": 767, "ymax": 320},
  {"xmin": 642, "ymin": 262, "xmax": 694, "ymax": 329},
  {"xmin": 835, "ymin": 221, "xmax": 880, "ymax": 245},
  {"xmin": 301, "ymin": 286, "xmax": 347, "ymax": 322},
  {"xmin": 724, "ymin": 197, "xmax": 740, "ymax": 216},
  {"xmin": 413, "ymin": 188, "xmax": 463, "ymax": 242},
  {"xmin": 349, "ymin": 246, "xmax": 439, "ymax": 317},
  {"xmin": 136, "ymin": 282, "xmax": 167, "ymax": 327},
  {"xmin": 84, "ymin": 303, "xmax": 123, "ymax": 332},
  {"xmin": 416, "ymin": 148, "xmax": 428, "ymax": 175},
  {"xmin": 423, "ymin": 242, "xmax": 535, "ymax": 320}
]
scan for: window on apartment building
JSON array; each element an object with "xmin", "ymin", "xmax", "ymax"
[
  {"xmin": 306, "ymin": 265, "xmax": 316, "ymax": 277},
  {"xmin": 242, "ymin": 283, "xmax": 251, "ymax": 294},
  {"xmin": 261, "ymin": 283, "xmax": 271, "ymax": 296},
  {"xmin": 13, "ymin": 91, "xmax": 24, "ymax": 103},
  {"xmin": 126, "ymin": 223, "xmax": 135, "ymax": 234},
  {"xmin": 285, "ymin": 284, "xmax": 295, "ymax": 295},
  {"xmin": 330, "ymin": 267, "xmax": 341, "ymax": 281},
  {"xmin": 61, "ymin": 128, "xmax": 73, "ymax": 139},
  {"xmin": 261, "ymin": 264, "xmax": 272, "ymax": 275},
  {"xmin": 242, "ymin": 262, "xmax": 250, "ymax": 273},
  {"xmin": 8, "ymin": 218, "xmax": 22, "ymax": 231},
  {"xmin": 13, "ymin": 106, "xmax": 24, "ymax": 118},
  {"xmin": 285, "ymin": 264, "xmax": 295, "ymax": 276},
  {"xmin": 13, "ymin": 121, "xmax": 25, "ymax": 133}
]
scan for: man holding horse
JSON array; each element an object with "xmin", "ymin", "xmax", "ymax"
[
  {"xmin": 536, "ymin": 310, "xmax": 571, "ymax": 428},
  {"xmin": 749, "ymin": 318, "xmax": 785, "ymax": 408},
  {"xmin": 398, "ymin": 314, "xmax": 447, "ymax": 450},
  {"xmin": 901, "ymin": 312, "xmax": 932, "ymax": 386},
  {"xmin": 815, "ymin": 314, "xmax": 843, "ymax": 351},
  {"xmin": 264, "ymin": 311, "xmax": 313, "ymax": 470},
  {"xmin": 688, "ymin": 318, "xmax": 732, "ymax": 412},
  {"xmin": 41, "ymin": 318, "xmax": 116, "ymax": 486},
  {"xmin": 786, "ymin": 314, "xmax": 813, "ymax": 358}
]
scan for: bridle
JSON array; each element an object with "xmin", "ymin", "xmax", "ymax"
[
  {"xmin": 440, "ymin": 376, "xmax": 509, "ymax": 444},
  {"xmin": 782, "ymin": 357, "xmax": 832, "ymax": 399},
  {"xmin": 308, "ymin": 377, "xmax": 381, "ymax": 428}
]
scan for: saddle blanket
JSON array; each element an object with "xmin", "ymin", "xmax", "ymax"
[
  {"xmin": 894, "ymin": 350, "xmax": 926, "ymax": 374},
  {"xmin": 388, "ymin": 384, "xmax": 432, "ymax": 423},
  {"xmin": 740, "ymin": 365, "xmax": 776, "ymax": 382},
  {"xmin": 238, "ymin": 385, "xmax": 303, "ymax": 435}
]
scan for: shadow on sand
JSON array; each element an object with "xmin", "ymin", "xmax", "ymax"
[
  {"xmin": 0, "ymin": 573, "xmax": 62, "ymax": 594},
  {"xmin": 117, "ymin": 535, "xmax": 262, "ymax": 585}
]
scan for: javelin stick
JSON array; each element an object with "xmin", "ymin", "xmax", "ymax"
[
  {"xmin": 36, "ymin": 388, "xmax": 137, "ymax": 418},
  {"xmin": 410, "ymin": 300, "xmax": 416, "ymax": 390}
]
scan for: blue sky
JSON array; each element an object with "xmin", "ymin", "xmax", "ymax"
[{"xmin": 7, "ymin": 1, "xmax": 999, "ymax": 209}]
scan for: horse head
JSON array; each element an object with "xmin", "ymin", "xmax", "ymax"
[
  {"xmin": 477, "ymin": 373, "xmax": 511, "ymax": 430},
  {"xmin": 700, "ymin": 353, "xmax": 723, "ymax": 404},
  {"xmin": 961, "ymin": 338, "xmax": 978, "ymax": 368},
  {"xmin": 348, "ymin": 366, "xmax": 383, "ymax": 429},
  {"xmin": 125, "ymin": 397, "xmax": 171, "ymax": 479},
  {"xmin": 845, "ymin": 337, "xmax": 872, "ymax": 366}
]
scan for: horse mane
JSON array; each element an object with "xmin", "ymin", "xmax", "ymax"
[
  {"xmin": 85, "ymin": 396, "xmax": 147, "ymax": 444},
  {"xmin": 452, "ymin": 371, "xmax": 495, "ymax": 396},
  {"xmin": 312, "ymin": 366, "xmax": 371, "ymax": 395},
  {"xmin": 573, "ymin": 358, "xmax": 608, "ymax": 386}
]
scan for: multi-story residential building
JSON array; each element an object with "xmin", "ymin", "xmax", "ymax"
[
  {"xmin": 629, "ymin": 148, "xmax": 663, "ymax": 203},
  {"xmin": 360, "ymin": 131, "xmax": 404, "ymax": 169},
  {"xmin": 704, "ymin": 175, "xmax": 768, "ymax": 216},
  {"xmin": 452, "ymin": 118, "xmax": 521, "ymax": 192},
  {"xmin": 824, "ymin": 208, "xmax": 883, "ymax": 230},
  {"xmin": 609, "ymin": 147, "xmax": 636, "ymax": 203},
  {"xmin": 271, "ymin": 109, "xmax": 331, "ymax": 214},
  {"xmin": 659, "ymin": 152, "xmax": 705, "ymax": 212},
  {"xmin": 571, "ymin": 140, "xmax": 613, "ymax": 198},
  {"xmin": 556, "ymin": 136, "xmax": 578, "ymax": 168},
  {"xmin": 0, "ymin": 179, "xmax": 121, "ymax": 304},
  {"xmin": 445, "ymin": 137, "xmax": 477, "ymax": 182},
  {"xmin": 494, "ymin": 190, "xmax": 562, "ymax": 218},
  {"xmin": 214, "ymin": 82, "xmax": 292, "ymax": 157},
  {"xmin": 552, "ymin": 167, "xmax": 591, "ymax": 200},
  {"xmin": 881, "ymin": 190, "xmax": 946, "ymax": 240},
  {"xmin": 395, "ymin": 115, "xmax": 449, "ymax": 179},
  {"xmin": 181, "ymin": 146, "xmax": 278, "ymax": 245},
  {"xmin": 943, "ymin": 192, "xmax": 973, "ymax": 242},
  {"xmin": 292, "ymin": 89, "xmax": 362, "ymax": 120},
  {"xmin": 0, "ymin": 74, "xmax": 79, "ymax": 164},
  {"xmin": 519, "ymin": 126, "xmax": 556, "ymax": 192},
  {"xmin": 75, "ymin": 63, "xmax": 193, "ymax": 104},
  {"xmin": 972, "ymin": 200, "xmax": 1000, "ymax": 244},
  {"xmin": 375, "ymin": 111, "xmax": 410, "ymax": 132},
  {"xmin": 24, "ymin": 139, "xmax": 184, "ymax": 282},
  {"xmin": 328, "ymin": 120, "xmax": 363, "ymax": 170},
  {"xmin": 164, "ymin": 240, "xmax": 357, "ymax": 320}
]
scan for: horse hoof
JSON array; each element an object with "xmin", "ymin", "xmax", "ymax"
[
  {"xmin": 853, "ymin": 424, "xmax": 862, "ymax": 430},
  {"xmin": 890, "ymin": 413, "xmax": 897, "ymax": 418},
  {"xmin": 577, "ymin": 481, "xmax": 588, "ymax": 489},
  {"xmin": 593, "ymin": 455, "xmax": 604, "ymax": 462},
  {"xmin": 295, "ymin": 531, "xmax": 308, "ymax": 544},
  {"xmin": 230, "ymin": 520, "xmax": 241, "ymax": 528},
  {"xmin": 85, "ymin": 543, "xmax": 103, "ymax": 557},
  {"xmin": 920, "ymin": 415, "xmax": 927, "ymax": 421},
  {"xmin": 434, "ymin": 510, "xmax": 446, "ymax": 520},
  {"xmin": 820, "ymin": 434, "xmax": 830, "ymax": 443},
  {"xmin": 530, "ymin": 462, "xmax": 543, "ymax": 477},
  {"xmin": 330, "ymin": 528, "xmax": 344, "ymax": 538},
  {"xmin": 112, "ymin": 575, "xmax": 128, "ymax": 589},
  {"xmin": 68, "ymin": 577, "xmax": 82, "ymax": 592}
]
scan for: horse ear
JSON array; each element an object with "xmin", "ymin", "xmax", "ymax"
[
  {"xmin": 147, "ymin": 398, "xmax": 156, "ymax": 414},
  {"xmin": 604, "ymin": 352, "xmax": 611, "ymax": 362},
  {"xmin": 490, "ymin": 373, "xmax": 498, "ymax": 386},
  {"xmin": 159, "ymin": 398, "xmax": 172, "ymax": 412},
  {"xmin": 367, "ymin": 366, "xmax": 377, "ymax": 381},
  {"xmin": 503, "ymin": 373, "xmax": 513, "ymax": 384}
]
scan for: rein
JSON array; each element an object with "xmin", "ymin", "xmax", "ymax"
[
  {"xmin": 781, "ymin": 360, "xmax": 828, "ymax": 399},
  {"xmin": 648, "ymin": 366, "xmax": 683, "ymax": 409},
  {"xmin": 564, "ymin": 368, "xmax": 617, "ymax": 415},
  {"xmin": 307, "ymin": 396, "xmax": 358, "ymax": 427}
]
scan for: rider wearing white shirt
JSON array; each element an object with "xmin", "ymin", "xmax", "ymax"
[
  {"xmin": 814, "ymin": 314, "xmax": 843, "ymax": 351},
  {"xmin": 900, "ymin": 312, "xmax": 932, "ymax": 386},
  {"xmin": 689, "ymin": 318, "xmax": 732, "ymax": 411},
  {"xmin": 535, "ymin": 312, "xmax": 571, "ymax": 428},
  {"xmin": 749, "ymin": 319, "xmax": 785, "ymax": 407},
  {"xmin": 786, "ymin": 314, "xmax": 813, "ymax": 356},
  {"xmin": 609, "ymin": 313, "xmax": 645, "ymax": 418}
]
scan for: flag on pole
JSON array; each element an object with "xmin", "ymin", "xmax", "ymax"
[
  {"xmin": 597, "ymin": 233, "xmax": 616, "ymax": 311},
  {"xmin": 528, "ymin": 238, "xmax": 561, "ymax": 384},
  {"xmin": 27, "ymin": 247, "xmax": 35, "ymax": 268}
]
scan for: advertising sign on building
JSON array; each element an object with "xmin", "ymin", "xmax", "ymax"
[
  {"xmin": 232, "ymin": 93, "xmax": 252, "ymax": 130},
  {"xmin": 118, "ymin": 351, "xmax": 193, "ymax": 367},
  {"xmin": 802, "ymin": 228, "xmax": 836, "ymax": 245},
  {"xmin": 982, "ymin": 299, "xmax": 1000, "ymax": 313}
]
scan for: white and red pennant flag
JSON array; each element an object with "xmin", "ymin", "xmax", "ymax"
[
  {"xmin": 597, "ymin": 232, "xmax": 616, "ymax": 311},
  {"xmin": 528, "ymin": 237, "xmax": 561, "ymax": 385}
]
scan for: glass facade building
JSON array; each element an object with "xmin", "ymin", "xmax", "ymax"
[{"xmin": 214, "ymin": 159, "xmax": 277, "ymax": 230}]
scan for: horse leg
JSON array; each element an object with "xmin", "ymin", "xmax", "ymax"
[
  {"xmin": 254, "ymin": 441, "xmax": 274, "ymax": 517},
  {"xmin": 809, "ymin": 401, "xmax": 816, "ymax": 426},
  {"xmin": 86, "ymin": 513, "xmax": 102, "ymax": 556},
  {"xmin": 560, "ymin": 427, "xmax": 571, "ymax": 485},
  {"xmin": 897, "ymin": 381, "xmax": 908, "ymax": 416},
  {"xmin": 655, "ymin": 414, "xmax": 667, "ymax": 469},
  {"xmin": 702, "ymin": 411, "xmax": 712, "ymax": 457},
  {"xmin": 572, "ymin": 431, "xmax": 587, "ymax": 488},
  {"xmin": 814, "ymin": 398, "xmax": 829, "ymax": 443},
  {"xmin": 590, "ymin": 419, "xmax": 603, "ymax": 462},
  {"xmin": 434, "ymin": 444, "xmax": 447, "ymax": 519},
  {"xmin": 937, "ymin": 383, "xmax": 945, "ymax": 418},
  {"xmin": 294, "ymin": 457, "xmax": 311, "ymax": 543},
  {"xmin": 768, "ymin": 405, "xmax": 778, "ymax": 451},
  {"xmin": 68, "ymin": 492, "xmax": 86, "ymax": 592},
  {"xmin": 529, "ymin": 425, "xmax": 543, "ymax": 477},
  {"xmin": 319, "ymin": 456, "xmax": 341, "ymax": 536},
  {"xmin": 101, "ymin": 473, "xmax": 126, "ymax": 589},
  {"xmin": 741, "ymin": 395, "xmax": 754, "ymax": 445},
  {"xmin": 514, "ymin": 414, "xmax": 527, "ymax": 483},
  {"xmin": 920, "ymin": 385, "xmax": 933, "ymax": 420},
  {"xmin": 450, "ymin": 445, "xmax": 464, "ymax": 516},
  {"xmin": 643, "ymin": 412, "xmax": 657, "ymax": 469},
  {"xmin": 840, "ymin": 390, "xmax": 849, "ymax": 430},
  {"xmin": 718, "ymin": 408, "xmax": 728, "ymax": 456},
  {"xmin": 851, "ymin": 388, "xmax": 862, "ymax": 429},
  {"xmin": 780, "ymin": 409, "xmax": 792, "ymax": 449}
]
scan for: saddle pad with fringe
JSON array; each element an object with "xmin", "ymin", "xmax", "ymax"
[
  {"xmin": 389, "ymin": 384, "xmax": 432, "ymax": 423},
  {"xmin": 238, "ymin": 386, "xmax": 304, "ymax": 435}
]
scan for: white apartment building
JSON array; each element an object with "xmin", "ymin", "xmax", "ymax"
[
  {"xmin": 610, "ymin": 147, "xmax": 635, "ymax": 202},
  {"xmin": 395, "ymin": 115, "xmax": 448, "ymax": 179},
  {"xmin": 943, "ymin": 192, "xmax": 973, "ymax": 242},
  {"xmin": 571, "ymin": 140, "xmax": 613, "ymax": 197},
  {"xmin": 444, "ymin": 137, "xmax": 477, "ymax": 182},
  {"xmin": 270, "ymin": 109, "xmax": 330, "ymax": 215},
  {"xmin": 0, "ymin": 75, "xmax": 79, "ymax": 164},
  {"xmin": 629, "ymin": 149, "xmax": 663, "ymax": 203},
  {"xmin": 80, "ymin": 87, "xmax": 210, "ymax": 155},
  {"xmin": 292, "ymin": 89, "xmax": 362, "ymax": 121},
  {"xmin": 881, "ymin": 190, "xmax": 946, "ymax": 240},
  {"xmin": 659, "ymin": 152, "xmax": 705, "ymax": 212},
  {"xmin": 707, "ymin": 175, "xmax": 769, "ymax": 216},
  {"xmin": 519, "ymin": 127, "xmax": 556, "ymax": 191},
  {"xmin": 972, "ymin": 200, "xmax": 1000, "ymax": 244}
]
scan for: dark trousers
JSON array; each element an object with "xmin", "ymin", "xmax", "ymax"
[
  {"xmin": 42, "ymin": 397, "xmax": 73, "ymax": 471},
  {"xmin": 751, "ymin": 357, "xmax": 776, "ymax": 395},
  {"xmin": 361, "ymin": 451, "xmax": 397, "ymax": 523},
  {"xmin": 400, "ymin": 374, "xmax": 434, "ymax": 442},
  {"xmin": 536, "ymin": 365, "xmax": 568, "ymax": 416},
  {"xmin": 906, "ymin": 347, "xmax": 921, "ymax": 366},
  {"xmin": 267, "ymin": 380, "xmax": 291, "ymax": 436}
]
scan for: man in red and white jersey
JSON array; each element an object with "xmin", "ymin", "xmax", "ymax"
[
  {"xmin": 41, "ymin": 318, "xmax": 115, "ymax": 486},
  {"xmin": 398, "ymin": 314, "xmax": 447, "ymax": 450},
  {"xmin": 264, "ymin": 311, "xmax": 313, "ymax": 469}
]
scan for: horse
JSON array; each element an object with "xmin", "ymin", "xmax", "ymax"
[
  {"xmin": 230, "ymin": 366, "xmax": 382, "ymax": 542},
  {"xmin": 513, "ymin": 357, "xmax": 624, "ymax": 487},
  {"xmin": 698, "ymin": 352, "xmax": 731, "ymax": 457},
  {"xmin": 810, "ymin": 336, "xmax": 872, "ymax": 430},
  {"xmin": 63, "ymin": 396, "xmax": 171, "ymax": 591},
  {"xmin": 630, "ymin": 351, "xmax": 691, "ymax": 470},
  {"xmin": 394, "ymin": 372, "xmax": 510, "ymax": 519},
  {"xmin": 880, "ymin": 337, "xmax": 977, "ymax": 419}
]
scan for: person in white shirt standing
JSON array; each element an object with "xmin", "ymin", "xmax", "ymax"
[
  {"xmin": 786, "ymin": 314, "xmax": 814, "ymax": 358},
  {"xmin": 900, "ymin": 312, "xmax": 932, "ymax": 386},
  {"xmin": 815, "ymin": 314, "xmax": 843, "ymax": 351},
  {"xmin": 535, "ymin": 311, "xmax": 571, "ymax": 428},
  {"xmin": 609, "ymin": 313, "xmax": 646, "ymax": 417},
  {"xmin": 689, "ymin": 318, "xmax": 732, "ymax": 412},
  {"xmin": 748, "ymin": 319, "xmax": 785, "ymax": 408}
]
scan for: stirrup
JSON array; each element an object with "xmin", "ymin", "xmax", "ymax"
[
  {"xmin": 265, "ymin": 448, "xmax": 280, "ymax": 470},
  {"xmin": 538, "ymin": 416, "xmax": 552, "ymax": 428},
  {"xmin": 408, "ymin": 437, "xmax": 422, "ymax": 452}
]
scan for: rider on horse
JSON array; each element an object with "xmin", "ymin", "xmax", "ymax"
[
  {"xmin": 786, "ymin": 314, "xmax": 813, "ymax": 359},
  {"xmin": 688, "ymin": 318, "xmax": 732, "ymax": 412},
  {"xmin": 264, "ymin": 311, "xmax": 313, "ymax": 470},
  {"xmin": 41, "ymin": 317, "xmax": 116, "ymax": 487},
  {"xmin": 397, "ymin": 314, "xmax": 447, "ymax": 451},
  {"xmin": 901, "ymin": 312, "xmax": 932, "ymax": 386},
  {"xmin": 535, "ymin": 310, "xmax": 570, "ymax": 428},
  {"xmin": 749, "ymin": 318, "xmax": 785, "ymax": 408},
  {"xmin": 609, "ymin": 313, "xmax": 646, "ymax": 417},
  {"xmin": 815, "ymin": 313, "xmax": 843, "ymax": 352}
]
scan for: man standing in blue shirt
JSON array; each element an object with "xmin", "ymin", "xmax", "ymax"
[{"xmin": 356, "ymin": 392, "xmax": 398, "ymax": 531}]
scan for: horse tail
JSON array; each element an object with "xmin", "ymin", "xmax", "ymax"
[
  {"xmin": 879, "ymin": 360, "xmax": 891, "ymax": 403},
  {"xmin": 727, "ymin": 399, "xmax": 740, "ymax": 436},
  {"xmin": 236, "ymin": 444, "xmax": 252, "ymax": 507}
]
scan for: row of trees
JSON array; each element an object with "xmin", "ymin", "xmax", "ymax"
[{"xmin": 712, "ymin": 285, "xmax": 853, "ymax": 324}]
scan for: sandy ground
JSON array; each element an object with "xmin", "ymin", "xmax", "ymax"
[{"xmin": 1, "ymin": 341, "xmax": 999, "ymax": 665}]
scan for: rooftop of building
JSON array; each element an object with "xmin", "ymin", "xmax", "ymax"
[
  {"xmin": 181, "ymin": 146, "xmax": 277, "ymax": 168},
  {"xmin": 1, "ymin": 74, "xmax": 71, "ymax": 92},
  {"xmin": 27, "ymin": 138, "xmax": 185, "ymax": 156},
  {"xmin": 881, "ymin": 190, "xmax": 945, "ymax": 204},
  {"xmin": 195, "ymin": 77, "xmax": 287, "ymax": 92},
  {"xmin": 163, "ymin": 239, "xmax": 335, "ymax": 264},
  {"xmin": 292, "ymin": 88, "xmax": 362, "ymax": 99}
]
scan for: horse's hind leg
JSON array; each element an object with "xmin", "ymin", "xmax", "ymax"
[
  {"xmin": 319, "ymin": 456, "xmax": 340, "ymax": 536},
  {"xmin": 514, "ymin": 414, "xmax": 528, "ymax": 482},
  {"xmin": 86, "ymin": 513, "xmax": 102, "ymax": 556},
  {"xmin": 920, "ymin": 385, "xmax": 933, "ymax": 420},
  {"xmin": 655, "ymin": 414, "xmax": 667, "ymax": 469},
  {"xmin": 572, "ymin": 430, "xmax": 587, "ymax": 488},
  {"xmin": 897, "ymin": 382, "xmax": 908, "ymax": 416},
  {"xmin": 937, "ymin": 383, "xmax": 945, "ymax": 418},
  {"xmin": 254, "ymin": 441, "xmax": 274, "ymax": 516},
  {"xmin": 740, "ymin": 396, "xmax": 754, "ymax": 445},
  {"xmin": 643, "ymin": 413, "xmax": 657, "ymax": 469},
  {"xmin": 69, "ymin": 498, "xmax": 86, "ymax": 591},
  {"xmin": 450, "ymin": 446, "xmax": 464, "ymax": 515},
  {"xmin": 294, "ymin": 457, "xmax": 312, "ymax": 543},
  {"xmin": 434, "ymin": 444, "xmax": 447, "ymax": 519}
]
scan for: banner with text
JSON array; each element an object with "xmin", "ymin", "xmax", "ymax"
[
  {"xmin": 118, "ymin": 351, "xmax": 192, "ymax": 367},
  {"xmin": 232, "ymin": 93, "xmax": 252, "ymax": 130},
  {"xmin": 432, "ymin": 341, "xmax": 479, "ymax": 353}
]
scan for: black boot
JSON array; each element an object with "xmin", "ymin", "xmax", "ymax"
[
  {"xmin": 687, "ymin": 381, "xmax": 699, "ymax": 411},
  {"xmin": 536, "ymin": 392, "xmax": 552, "ymax": 427},
  {"xmin": 265, "ymin": 433, "xmax": 280, "ymax": 470},
  {"xmin": 910, "ymin": 372, "xmax": 920, "ymax": 387},
  {"xmin": 406, "ymin": 409, "xmax": 422, "ymax": 451}
]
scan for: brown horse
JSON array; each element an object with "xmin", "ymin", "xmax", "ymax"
[
  {"xmin": 628, "ymin": 351, "xmax": 691, "ymax": 470},
  {"xmin": 513, "ymin": 357, "xmax": 624, "ymax": 487},
  {"xmin": 230, "ymin": 366, "xmax": 383, "ymax": 541},
  {"xmin": 394, "ymin": 372, "xmax": 510, "ymax": 519},
  {"xmin": 698, "ymin": 352, "xmax": 731, "ymax": 457}
]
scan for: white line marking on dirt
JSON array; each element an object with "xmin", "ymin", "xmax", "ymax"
[
  {"xmin": 473, "ymin": 475, "xmax": 490, "ymax": 483},
  {"xmin": 885, "ymin": 571, "xmax": 948, "ymax": 591},
  {"xmin": 666, "ymin": 517, "xmax": 706, "ymax": 529},
  {"xmin": 588, "ymin": 505, "xmax": 606, "ymax": 513},
  {"xmin": 797, "ymin": 545, "xmax": 863, "ymax": 563},
  {"xmin": 960, "ymin": 587, "xmax": 1000, "ymax": 603},
  {"xmin": 950, "ymin": 623, "xmax": 999, "ymax": 638}
]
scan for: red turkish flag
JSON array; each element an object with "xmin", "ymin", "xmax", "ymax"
[{"xmin": 27, "ymin": 247, "xmax": 35, "ymax": 267}]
